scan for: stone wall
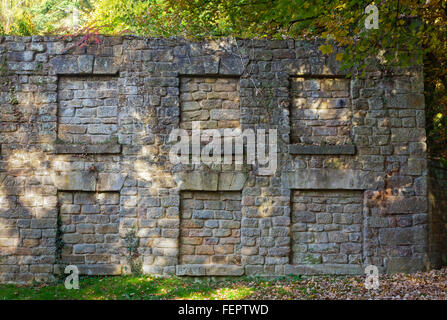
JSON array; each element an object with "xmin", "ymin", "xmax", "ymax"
[
  {"xmin": 180, "ymin": 77, "xmax": 240, "ymax": 130},
  {"xmin": 290, "ymin": 77, "xmax": 351, "ymax": 145},
  {"xmin": 179, "ymin": 191, "xmax": 242, "ymax": 275},
  {"xmin": 291, "ymin": 190, "xmax": 363, "ymax": 270},
  {"xmin": 0, "ymin": 35, "xmax": 441, "ymax": 283},
  {"xmin": 59, "ymin": 191, "xmax": 121, "ymax": 273},
  {"xmin": 58, "ymin": 76, "xmax": 119, "ymax": 144}
]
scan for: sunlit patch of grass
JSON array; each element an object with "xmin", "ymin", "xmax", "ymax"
[
  {"xmin": 207, "ymin": 287, "xmax": 254, "ymax": 300},
  {"xmin": 0, "ymin": 275, "xmax": 256, "ymax": 300},
  {"xmin": 2, "ymin": 271, "xmax": 443, "ymax": 300}
]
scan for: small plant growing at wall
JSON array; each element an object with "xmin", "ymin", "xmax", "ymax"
[
  {"xmin": 0, "ymin": 54, "xmax": 7, "ymax": 78},
  {"xmin": 101, "ymin": 136, "xmax": 119, "ymax": 144},
  {"xmin": 55, "ymin": 210, "xmax": 66, "ymax": 282},
  {"xmin": 54, "ymin": 138, "xmax": 66, "ymax": 144},
  {"xmin": 9, "ymin": 86, "xmax": 18, "ymax": 105},
  {"xmin": 60, "ymin": 24, "xmax": 105, "ymax": 53},
  {"xmin": 60, "ymin": 24, "xmax": 128, "ymax": 54},
  {"xmin": 123, "ymin": 228, "xmax": 143, "ymax": 275}
]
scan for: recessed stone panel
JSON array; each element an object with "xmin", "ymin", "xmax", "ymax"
[
  {"xmin": 291, "ymin": 190, "xmax": 364, "ymax": 266},
  {"xmin": 180, "ymin": 191, "xmax": 242, "ymax": 266},
  {"xmin": 290, "ymin": 77, "xmax": 352, "ymax": 145},
  {"xmin": 58, "ymin": 191, "xmax": 121, "ymax": 274},
  {"xmin": 57, "ymin": 75, "xmax": 119, "ymax": 144},
  {"xmin": 180, "ymin": 77, "xmax": 240, "ymax": 130}
]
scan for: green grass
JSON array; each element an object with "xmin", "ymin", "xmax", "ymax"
[
  {"xmin": 0, "ymin": 275, "xmax": 283, "ymax": 300},
  {"xmin": 4, "ymin": 270, "xmax": 443, "ymax": 300}
]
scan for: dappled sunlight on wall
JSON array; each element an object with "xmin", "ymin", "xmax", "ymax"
[{"xmin": 0, "ymin": 35, "xmax": 436, "ymax": 282}]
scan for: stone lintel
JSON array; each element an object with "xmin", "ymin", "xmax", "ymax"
[
  {"xmin": 289, "ymin": 144, "xmax": 356, "ymax": 155},
  {"xmin": 53, "ymin": 172, "xmax": 126, "ymax": 191},
  {"xmin": 219, "ymin": 56, "xmax": 249, "ymax": 75},
  {"xmin": 49, "ymin": 55, "xmax": 94, "ymax": 74},
  {"xmin": 53, "ymin": 172, "xmax": 96, "ymax": 191},
  {"xmin": 176, "ymin": 55, "xmax": 247, "ymax": 76},
  {"xmin": 218, "ymin": 172, "xmax": 247, "ymax": 191},
  {"xmin": 175, "ymin": 172, "xmax": 247, "ymax": 191},
  {"xmin": 50, "ymin": 55, "xmax": 118, "ymax": 74},
  {"xmin": 282, "ymin": 169, "xmax": 385, "ymax": 190},
  {"xmin": 93, "ymin": 57, "xmax": 119, "ymax": 74},
  {"xmin": 175, "ymin": 172, "xmax": 218, "ymax": 191},
  {"xmin": 54, "ymin": 144, "xmax": 121, "ymax": 154},
  {"xmin": 97, "ymin": 173, "xmax": 126, "ymax": 191}
]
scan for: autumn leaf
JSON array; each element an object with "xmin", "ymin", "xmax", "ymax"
[{"xmin": 319, "ymin": 44, "xmax": 333, "ymax": 55}]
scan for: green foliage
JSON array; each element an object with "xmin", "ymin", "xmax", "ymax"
[
  {"xmin": 425, "ymin": 77, "xmax": 447, "ymax": 160},
  {"xmin": 10, "ymin": 12, "xmax": 37, "ymax": 35},
  {"xmin": 86, "ymin": 0, "xmax": 155, "ymax": 35},
  {"xmin": 0, "ymin": 53, "xmax": 7, "ymax": 77},
  {"xmin": 0, "ymin": 0, "xmax": 43, "ymax": 34},
  {"xmin": 54, "ymin": 208, "xmax": 66, "ymax": 282},
  {"xmin": 0, "ymin": 275, "xmax": 256, "ymax": 299},
  {"xmin": 30, "ymin": 0, "xmax": 92, "ymax": 34},
  {"xmin": 1, "ymin": 270, "xmax": 444, "ymax": 299},
  {"xmin": 0, "ymin": 0, "xmax": 91, "ymax": 35},
  {"xmin": 9, "ymin": 87, "xmax": 18, "ymax": 105}
]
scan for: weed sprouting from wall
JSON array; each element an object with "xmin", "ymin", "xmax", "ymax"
[{"xmin": 123, "ymin": 228, "xmax": 143, "ymax": 275}]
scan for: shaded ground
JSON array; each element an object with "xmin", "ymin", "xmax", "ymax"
[{"xmin": 0, "ymin": 268, "xmax": 446, "ymax": 300}]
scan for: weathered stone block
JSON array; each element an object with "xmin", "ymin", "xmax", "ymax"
[
  {"xmin": 218, "ymin": 172, "xmax": 247, "ymax": 191},
  {"xmin": 175, "ymin": 172, "xmax": 218, "ymax": 191},
  {"xmin": 93, "ymin": 57, "xmax": 119, "ymax": 74},
  {"xmin": 53, "ymin": 172, "xmax": 96, "ymax": 191},
  {"xmin": 54, "ymin": 144, "xmax": 121, "ymax": 154},
  {"xmin": 97, "ymin": 173, "xmax": 126, "ymax": 191},
  {"xmin": 50, "ymin": 55, "xmax": 94, "ymax": 74}
]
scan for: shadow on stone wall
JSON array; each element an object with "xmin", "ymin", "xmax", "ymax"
[{"xmin": 428, "ymin": 160, "xmax": 447, "ymax": 268}]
